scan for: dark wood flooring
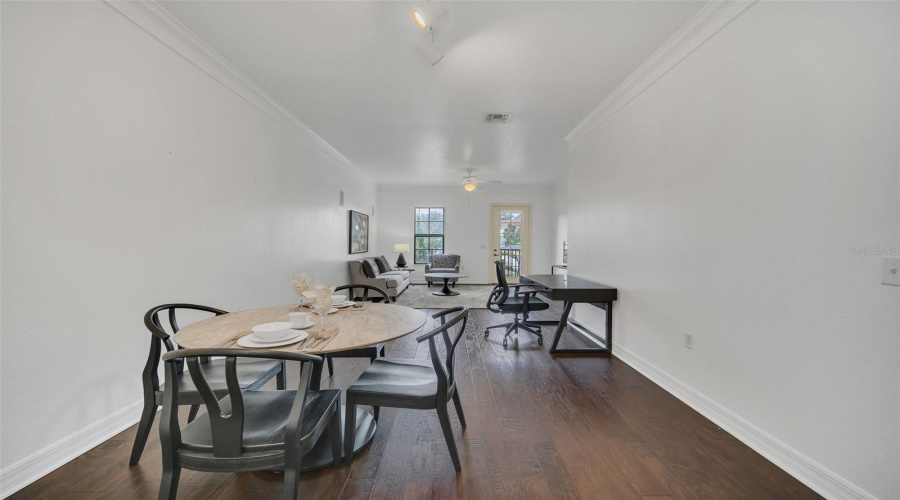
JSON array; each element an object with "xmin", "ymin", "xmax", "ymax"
[{"xmin": 11, "ymin": 303, "xmax": 820, "ymax": 499}]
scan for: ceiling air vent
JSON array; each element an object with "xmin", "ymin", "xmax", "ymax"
[{"xmin": 484, "ymin": 113, "xmax": 511, "ymax": 123}]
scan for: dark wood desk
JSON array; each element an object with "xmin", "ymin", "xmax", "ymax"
[{"xmin": 519, "ymin": 274, "xmax": 618, "ymax": 355}]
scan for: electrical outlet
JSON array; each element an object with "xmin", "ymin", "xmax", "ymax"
[
  {"xmin": 882, "ymin": 257, "xmax": 900, "ymax": 286},
  {"xmin": 684, "ymin": 333, "xmax": 694, "ymax": 350}
]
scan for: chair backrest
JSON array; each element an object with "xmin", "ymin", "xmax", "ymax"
[
  {"xmin": 487, "ymin": 260, "xmax": 510, "ymax": 309},
  {"xmin": 335, "ymin": 284, "xmax": 389, "ymax": 303},
  {"xmin": 159, "ymin": 348, "xmax": 322, "ymax": 459},
  {"xmin": 142, "ymin": 304, "xmax": 228, "ymax": 392},
  {"xmin": 429, "ymin": 254, "xmax": 460, "ymax": 269},
  {"xmin": 416, "ymin": 306, "xmax": 469, "ymax": 402}
]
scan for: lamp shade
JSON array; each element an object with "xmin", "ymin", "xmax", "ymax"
[{"xmin": 393, "ymin": 243, "xmax": 410, "ymax": 253}]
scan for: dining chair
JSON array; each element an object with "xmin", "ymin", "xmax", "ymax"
[
  {"xmin": 322, "ymin": 284, "xmax": 389, "ymax": 378},
  {"xmin": 485, "ymin": 260, "xmax": 549, "ymax": 348},
  {"xmin": 343, "ymin": 306, "xmax": 469, "ymax": 472},
  {"xmin": 130, "ymin": 304, "xmax": 286, "ymax": 465},
  {"xmin": 157, "ymin": 348, "xmax": 341, "ymax": 500}
]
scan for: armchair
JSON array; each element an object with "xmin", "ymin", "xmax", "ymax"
[{"xmin": 424, "ymin": 254, "xmax": 461, "ymax": 287}]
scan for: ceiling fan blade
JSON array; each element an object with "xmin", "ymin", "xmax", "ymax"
[{"xmin": 478, "ymin": 180, "xmax": 503, "ymax": 184}]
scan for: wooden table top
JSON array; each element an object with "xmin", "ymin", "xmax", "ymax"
[{"xmin": 173, "ymin": 303, "xmax": 428, "ymax": 354}]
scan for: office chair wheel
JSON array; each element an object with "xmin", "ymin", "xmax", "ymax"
[
  {"xmin": 502, "ymin": 338, "xmax": 508, "ymax": 348},
  {"xmin": 484, "ymin": 330, "xmax": 489, "ymax": 338},
  {"xmin": 538, "ymin": 338, "xmax": 543, "ymax": 345}
]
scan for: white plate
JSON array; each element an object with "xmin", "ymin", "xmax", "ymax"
[
  {"xmin": 237, "ymin": 331, "xmax": 307, "ymax": 348},
  {"xmin": 291, "ymin": 321, "xmax": 316, "ymax": 330},
  {"xmin": 333, "ymin": 301, "xmax": 355, "ymax": 309},
  {"xmin": 248, "ymin": 331, "xmax": 300, "ymax": 343}
]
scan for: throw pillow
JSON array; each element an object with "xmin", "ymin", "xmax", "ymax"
[
  {"xmin": 361, "ymin": 259, "xmax": 378, "ymax": 279},
  {"xmin": 374, "ymin": 255, "xmax": 392, "ymax": 273}
]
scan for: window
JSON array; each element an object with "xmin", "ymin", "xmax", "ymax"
[{"xmin": 414, "ymin": 207, "xmax": 445, "ymax": 264}]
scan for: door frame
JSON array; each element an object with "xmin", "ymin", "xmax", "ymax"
[{"xmin": 489, "ymin": 203, "xmax": 533, "ymax": 284}]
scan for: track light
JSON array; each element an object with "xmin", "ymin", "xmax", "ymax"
[
  {"xmin": 410, "ymin": 3, "xmax": 449, "ymax": 33},
  {"xmin": 416, "ymin": 29, "xmax": 444, "ymax": 66}
]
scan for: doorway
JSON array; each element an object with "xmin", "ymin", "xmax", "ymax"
[{"xmin": 489, "ymin": 204, "xmax": 532, "ymax": 284}]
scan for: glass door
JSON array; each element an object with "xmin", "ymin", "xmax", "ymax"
[{"xmin": 489, "ymin": 204, "xmax": 531, "ymax": 284}]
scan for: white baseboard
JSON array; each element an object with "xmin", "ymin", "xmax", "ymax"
[
  {"xmin": 612, "ymin": 344, "xmax": 877, "ymax": 500},
  {"xmin": 0, "ymin": 399, "xmax": 144, "ymax": 498}
]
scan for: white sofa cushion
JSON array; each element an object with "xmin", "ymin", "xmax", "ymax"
[{"xmin": 377, "ymin": 274, "xmax": 404, "ymax": 288}]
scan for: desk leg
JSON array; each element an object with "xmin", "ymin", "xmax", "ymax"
[{"xmin": 547, "ymin": 301, "xmax": 612, "ymax": 355}]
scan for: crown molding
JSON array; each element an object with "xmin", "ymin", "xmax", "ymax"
[
  {"xmin": 565, "ymin": 0, "xmax": 757, "ymax": 147},
  {"xmin": 104, "ymin": 1, "xmax": 369, "ymax": 181}
]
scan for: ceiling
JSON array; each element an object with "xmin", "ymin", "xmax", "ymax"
[{"xmin": 161, "ymin": 1, "xmax": 705, "ymax": 186}]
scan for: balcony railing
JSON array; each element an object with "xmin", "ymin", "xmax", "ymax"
[{"xmin": 499, "ymin": 248, "xmax": 521, "ymax": 277}]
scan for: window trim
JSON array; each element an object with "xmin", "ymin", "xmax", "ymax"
[{"xmin": 414, "ymin": 207, "xmax": 446, "ymax": 264}]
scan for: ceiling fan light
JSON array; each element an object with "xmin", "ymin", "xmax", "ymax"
[
  {"xmin": 412, "ymin": 10, "xmax": 427, "ymax": 29},
  {"xmin": 464, "ymin": 183, "xmax": 477, "ymax": 192}
]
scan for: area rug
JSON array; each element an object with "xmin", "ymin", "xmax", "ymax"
[{"xmin": 394, "ymin": 284, "xmax": 496, "ymax": 309}]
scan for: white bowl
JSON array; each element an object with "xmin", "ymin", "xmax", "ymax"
[
  {"xmin": 251, "ymin": 322, "xmax": 294, "ymax": 341},
  {"xmin": 331, "ymin": 294, "xmax": 348, "ymax": 304}
]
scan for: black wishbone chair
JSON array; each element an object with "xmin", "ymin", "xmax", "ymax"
[
  {"xmin": 158, "ymin": 349, "xmax": 342, "ymax": 500},
  {"xmin": 485, "ymin": 260, "xmax": 549, "ymax": 348},
  {"xmin": 130, "ymin": 304, "xmax": 286, "ymax": 465},
  {"xmin": 322, "ymin": 284, "xmax": 390, "ymax": 378},
  {"xmin": 344, "ymin": 306, "xmax": 469, "ymax": 472}
]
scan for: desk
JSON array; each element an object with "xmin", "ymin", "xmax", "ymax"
[{"xmin": 519, "ymin": 274, "xmax": 617, "ymax": 355}]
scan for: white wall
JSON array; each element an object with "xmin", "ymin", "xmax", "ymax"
[
  {"xmin": 567, "ymin": 2, "xmax": 898, "ymax": 498},
  {"xmin": 0, "ymin": 1, "xmax": 378, "ymax": 492},
  {"xmin": 376, "ymin": 185, "xmax": 555, "ymax": 283},
  {"xmin": 551, "ymin": 179, "xmax": 569, "ymax": 266}
]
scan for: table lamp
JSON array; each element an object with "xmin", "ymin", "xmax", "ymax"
[{"xmin": 393, "ymin": 243, "xmax": 410, "ymax": 268}]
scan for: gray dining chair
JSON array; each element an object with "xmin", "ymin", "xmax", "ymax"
[
  {"xmin": 157, "ymin": 348, "xmax": 341, "ymax": 500},
  {"xmin": 485, "ymin": 260, "xmax": 549, "ymax": 348},
  {"xmin": 130, "ymin": 304, "xmax": 286, "ymax": 465},
  {"xmin": 322, "ymin": 284, "xmax": 389, "ymax": 378},
  {"xmin": 343, "ymin": 306, "xmax": 469, "ymax": 472}
]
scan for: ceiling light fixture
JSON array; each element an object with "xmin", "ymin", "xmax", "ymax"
[
  {"xmin": 410, "ymin": 3, "xmax": 449, "ymax": 32},
  {"xmin": 464, "ymin": 183, "xmax": 477, "ymax": 192},
  {"xmin": 412, "ymin": 10, "xmax": 427, "ymax": 29}
]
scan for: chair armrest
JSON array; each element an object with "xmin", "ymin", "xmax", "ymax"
[
  {"xmin": 424, "ymin": 263, "xmax": 432, "ymax": 273},
  {"xmin": 509, "ymin": 285, "xmax": 539, "ymax": 297},
  {"xmin": 163, "ymin": 348, "xmax": 322, "ymax": 365}
]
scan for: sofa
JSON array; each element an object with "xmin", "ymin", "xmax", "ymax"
[
  {"xmin": 424, "ymin": 254, "xmax": 461, "ymax": 287},
  {"xmin": 348, "ymin": 258, "xmax": 410, "ymax": 302}
]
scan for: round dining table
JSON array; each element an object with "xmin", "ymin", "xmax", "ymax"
[{"xmin": 173, "ymin": 302, "xmax": 427, "ymax": 471}]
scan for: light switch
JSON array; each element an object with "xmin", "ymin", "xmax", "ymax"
[{"xmin": 882, "ymin": 257, "xmax": 900, "ymax": 286}]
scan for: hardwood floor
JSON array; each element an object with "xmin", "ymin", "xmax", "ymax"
[{"xmin": 11, "ymin": 304, "xmax": 820, "ymax": 499}]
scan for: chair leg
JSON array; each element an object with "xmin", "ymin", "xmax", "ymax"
[
  {"xmin": 436, "ymin": 405, "xmax": 462, "ymax": 472},
  {"xmin": 380, "ymin": 345, "xmax": 386, "ymax": 357},
  {"xmin": 326, "ymin": 356, "xmax": 334, "ymax": 377},
  {"xmin": 329, "ymin": 402, "xmax": 342, "ymax": 469},
  {"xmin": 373, "ymin": 406, "xmax": 380, "ymax": 422},
  {"xmin": 158, "ymin": 463, "xmax": 181, "ymax": 500},
  {"xmin": 277, "ymin": 361, "xmax": 286, "ymax": 390},
  {"xmin": 452, "ymin": 392, "xmax": 466, "ymax": 428},
  {"xmin": 282, "ymin": 464, "xmax": 300, "ymax": 500},
  {"xmin": 344, "ymin": 396, "xmax": 357, "ymax": 466},
  {"xmin": 187, "ymin": 405, "xmax": 199, "ymax": 423},
  {"xmin": 129, "ymin": 401, "xmax": 157, "ymax": 465}
]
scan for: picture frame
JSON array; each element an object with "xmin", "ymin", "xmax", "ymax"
[{"xmin": 349, "ymin": 210, "xmax": 369, "ymax": 254}]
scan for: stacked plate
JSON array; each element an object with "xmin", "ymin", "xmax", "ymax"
[{"xmin": 238, "ymin": 322, "xmax": 308, "ymax": 348}]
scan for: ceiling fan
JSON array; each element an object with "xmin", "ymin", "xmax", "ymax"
[{"xmin": 441, "ymin": 169, "xmax": 503, "ymax": 192}]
